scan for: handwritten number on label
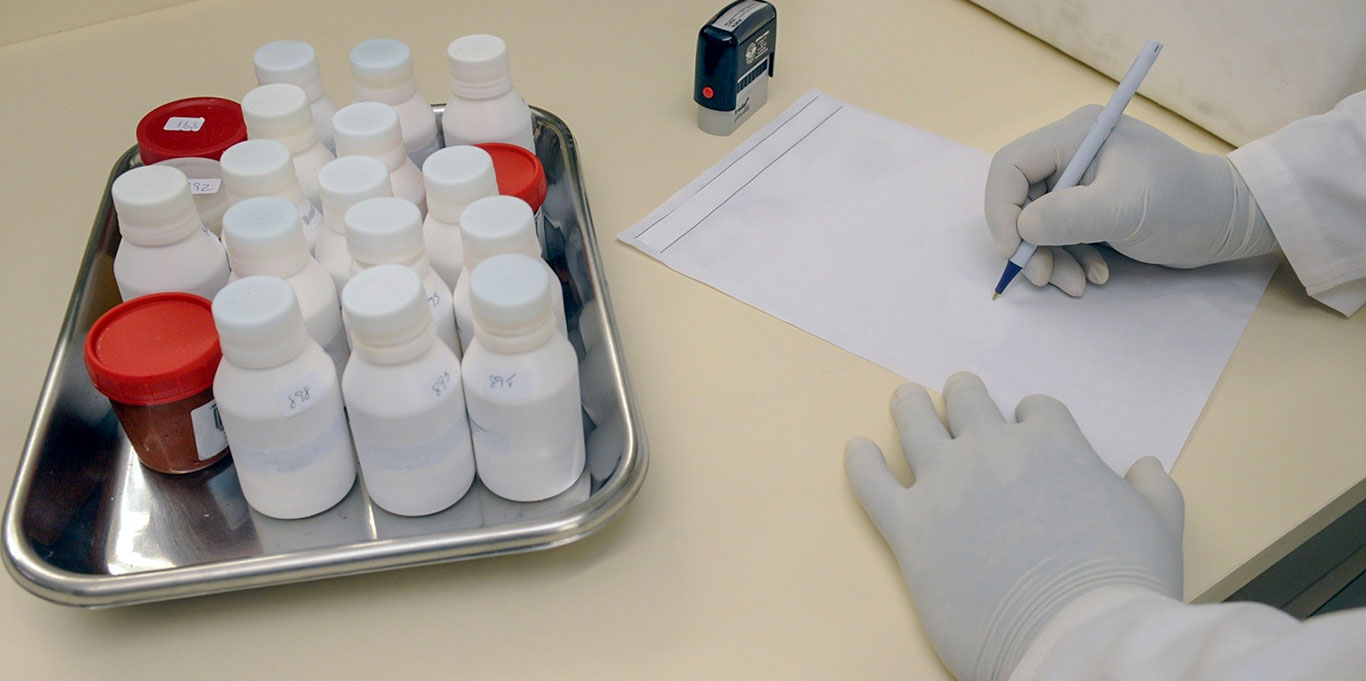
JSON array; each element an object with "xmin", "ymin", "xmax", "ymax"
[
  {"xmin": 431, "ymin": 370, "xmax": 453, "ymax": 398},
  {"xmin": 488, "ymin": 373, "xmax": 517, "ymax": 390},
  {"xmin": 188, "ymin": 178, "xmax": 221, "ymax": 194},
  {"xmin": 163, "ymin": 116, "xmax": 205, "ymax": 132},
  {"xmin": 286, "ymin": 386, "xmax": 311, "ymax": 410},
  {"xmin": 277, "ymin": 374, "xmax": 319, "ymax": 417}
]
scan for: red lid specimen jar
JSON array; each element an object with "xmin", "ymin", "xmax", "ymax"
[
  {"xmin": 136, "ymin": 97, "xmax": 248, "ymax": 165},
  {"xmin": 476, "ymin": 142, "xmax": 547, "ymax": 213},
  {"xmin": 84, "ymin": 293, "xmax": 229, "ymax": 474}
]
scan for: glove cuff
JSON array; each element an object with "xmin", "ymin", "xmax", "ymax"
[
  {"xmin": 972, "ymin": 554, "xmax": 1177, "ymax": 681},
  {"xmin": 1213, "ymin": 157, "xmax": 1278, "ymax": 263},
  {"xmin": 1005, "ymin": 585, "xmax": 1177, "ymax": 681}
]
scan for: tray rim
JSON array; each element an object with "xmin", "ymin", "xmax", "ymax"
[{"xmin": 2, "ymin": 106, "xmax": 649, "ymax": 608}]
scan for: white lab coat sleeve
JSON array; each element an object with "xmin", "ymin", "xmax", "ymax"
[
  {"xmin": 1006, "ymin": 585, "xmax": 1366, "ymax": 681},
  {"xmin": 1227, "ymin": 90, "xmax": 1366, "ymax": 316}
]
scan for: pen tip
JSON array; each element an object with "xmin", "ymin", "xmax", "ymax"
[{"xmin": 991, "ymin": 292, "xmax": 999, "ymax": 301}]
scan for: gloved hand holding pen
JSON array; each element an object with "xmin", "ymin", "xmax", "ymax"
[{"xmin": 983, "ymin": 106, "xmax": 1279, "ymax": 296}]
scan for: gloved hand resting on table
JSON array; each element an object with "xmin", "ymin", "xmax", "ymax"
[
  {"xmin": 984, "ymin": 105, "xmax": 1279, "ymax": 296},
  {"xmin": 844, "ymin": 372, "xmax": 1184, "ymax": 681}
]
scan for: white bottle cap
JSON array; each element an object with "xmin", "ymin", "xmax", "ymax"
[
  {"xmin": 349, "ymin": 38, "xmax": 418, "ymax": 104},
  {"xmin": 470, "ymin": 253, "xmax": 553, "ymax": 338},
  {"xmin": 341, "ymin": 263, "xmax": 431, "ymax": 355},
  {"xmin": 242, "ymin": 83, "xmax": 319, "ymax": 153},
  {"xmin": 332, "ymin": 102, "xmax": 406, "ymax": 168},
  {"xmin": 220, "ymin": 139, "xmax": 304, "ymax": 204},
  {"xmin": 446, "ymin": 34, "xmax": 514, "ymax": 99},
  {"xmin": 345, "ymin": 197, "xmax": 426, "ymax": 268},
  {"xmin": 254, "ymin": 40, "xmax": 327, "ymax": 103},
  {"xmin": 318, "ymin": 156, "xmax": 393, "ymax": 235},
  {"xmin": 212, "ymin": 274, "xmax": 310, "ymax": 370},
  {"xmin": 111, "ymin": 165, "xmax": 203, "ymax": 246},
  {"xmin": 459, "ymin": 195, "xmax": 539, "ymax": 267},
  {"xmin": 423, "ymin": 146, "xmax": 498, "ymax": 224},
  {"xmin": 222, "ymin": 196, "xmax": 310, "ymax": 278}
]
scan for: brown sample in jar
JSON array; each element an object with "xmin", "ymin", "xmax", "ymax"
[{"xmin": 85, "ymin": 292, "xmax": 229, "ymax": 474}]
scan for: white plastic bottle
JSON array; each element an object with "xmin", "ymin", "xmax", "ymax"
[
  {"xmin": 340, "ymin": 264, "xmax": 475, "ymax": 516},
  {"xmin": 220, "ymin": 139, "xmax": 325, "ymax": 251},
  {"xmin": 253, "ymin": 40, "xmax": 339, "ymax": 153},
  {"xmin": 333, "ymin": 102, "xmax": 426, "ymax": 214},
  {"xmin": 462, "ymin": 253, "xmax": 584, "ymax": 501},
  {"xmin": 155, "ymin": 156, "xmax": 231, "ymax": 236},
  {"xmin": 315, "ymin": 155, "xmax": 392, "ymax": 293},
  {"xmin": 345, "ymin": 197, "xmax": 459, "ymax": 354},
  {"xmin": 212, "ymin": 275, "xmax": 357, "ymax": 519},
  {"xmin": 222, "ymin": 196, "xmax": 350, "ymax": 374},
  {"xmin": 442, "ymin": 34, "xmax": 535, "ymax": 152},
  {"xmin": 453, "ymin": 195, "xmax": 566, "ymax": 353},
  {"xmin": 422, "ymin": 145, "xmax": 498, "ymax": 287},
  {"xmin": 349, "ymin": 38, "xmax": 441, "ymax": 168},
  {"xmin": 111, "ymin": 165, "xmax": 230, "ymax": 301},
  {"xmin": 242, "ymin": 83, "xmax": 335, "ymax": 211}
]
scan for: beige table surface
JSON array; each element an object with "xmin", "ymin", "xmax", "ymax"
[{"xmin": 2, "ymin": 0, "xmax": 1364, "ymax": 678}]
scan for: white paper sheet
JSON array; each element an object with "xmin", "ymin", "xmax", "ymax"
[{"xmin": 619, "ymin": 90, "xmax": 1276, "ymax": 473}]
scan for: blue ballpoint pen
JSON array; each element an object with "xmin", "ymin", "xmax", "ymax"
[{"xmin": 993, "ymin": 39, "xmax": 1164, "ymax": 299}]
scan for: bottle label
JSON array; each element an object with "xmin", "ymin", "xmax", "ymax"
[
  {"xmin": 230, "ymin": 411, "xmax": 351, "ymax": 476},
  {"xmin": 164, "ymin": 116, "xmax": 206, "ymax": 132},
  {"xmin": 190, "ymin": 399, "xmax": 228, "ymax": 461},
  {"xmin": 297, "ymin": 201, "xmax": 323, "ymax": 248},
  {"xmin": 276, "ymin": 373, "xmax": 319, "ymax": 417},
  {"xmin": 188, "ymin": 178, "xmax": 221, "ymax": 195},
  {"xmin": 298, "ymin": 200, "xmax": 320, "ymax": 227},
  {"xmin": 427, "ymin": 287, "xmax": 443, "ymax": 311},
  {"xmin": 482, "ymin": 369, "xmax": 532, "ymax": 400},
  {"xmin": 469, "ymin": 417, "xmax": 511, "ymax": 454},
  {"xmin": 425, "ymin": 369, "xmax": 456, "ymax": 401},
  {"xmin": 354, "ymin": 418, "xmax": 470, "ymax": 471}
]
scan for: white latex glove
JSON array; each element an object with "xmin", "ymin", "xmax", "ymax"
[
  {"xmin": 984, "ymin": 106, "xmax": 1278, "ymax": 296},
  {"xmin": 844, "ymin": 373, "xmax": 1184, "ymax": 681}
]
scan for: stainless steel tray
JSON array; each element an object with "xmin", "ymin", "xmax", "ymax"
[{"xmin": 2, "ymin": 106, "xmax": 647, "ymax": 607}]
